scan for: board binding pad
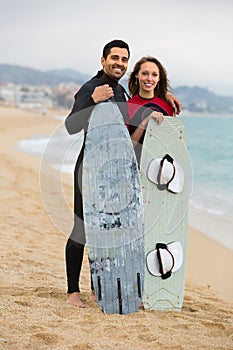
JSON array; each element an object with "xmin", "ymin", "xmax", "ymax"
[
  {"xmin": 140, "ymin": 116, "xmax": 190, "ymax": 311},
  {"xmin": 82, "ymin": 101, "xmax": 144, "ymax": 314}
]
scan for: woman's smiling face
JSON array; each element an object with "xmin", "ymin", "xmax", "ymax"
[{"xmin": 136, "ymin": 61, "xmax": 160, "ymax": 98}]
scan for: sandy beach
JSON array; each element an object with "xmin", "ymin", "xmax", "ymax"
[{"xmin": 0, "ymin": 106, "xmax": 232, "ymax": 350}]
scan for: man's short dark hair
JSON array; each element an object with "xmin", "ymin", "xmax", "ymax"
[{"xmin": 102, "ymin": 39, "xmax": 130, "ymax": 59}]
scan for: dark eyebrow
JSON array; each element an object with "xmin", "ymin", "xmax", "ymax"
[
  {"xmin": 141, "ymin": 70, "xmax": 159, "ymax": 74},
  {"xmin": 111, "ymin": 54, "xmax": 129, "ymax": 61}
]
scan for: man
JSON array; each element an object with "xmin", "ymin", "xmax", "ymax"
[{"xmin": 65, "ymin": 39, "xmax": 181, "ymax": 307}]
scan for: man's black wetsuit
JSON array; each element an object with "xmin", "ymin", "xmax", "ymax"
[{"xmin": 65, "ymin": 70, "xmax": 128, "ymax": 293}]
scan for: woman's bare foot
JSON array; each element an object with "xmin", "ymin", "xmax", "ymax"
[
  {"xmin": 67, "ymin": 292, "xmax": 86, "ymax": 308},
  {"xmin": 90, "ymin": 290, "xmax": 96, "ymax": 301}
]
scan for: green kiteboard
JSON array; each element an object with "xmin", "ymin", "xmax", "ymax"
[{"xmin": 140, "ymin": 116, "xmax": 191, "ymax": 311}]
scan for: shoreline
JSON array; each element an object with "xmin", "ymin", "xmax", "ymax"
[
  {"xmin": 3, "ymin": 106, "xmax": 233, "ymax": 300},
  {"xmin": 188, "ymin": 205, "xmax": 233, "ymax": 252},
  {"xmin": 1, "ymin": 106, "xmax": 232, "ymax": 349},
  {"xmin": 15, "ymin": 109, "xmax": 233, "ymax": 254}
]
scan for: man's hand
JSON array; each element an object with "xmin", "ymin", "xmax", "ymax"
[
  {"xmin": 91, "ymin": 84, "xmax": 114, "ymax": 103},
  {"xmin": 167, "ymin": 94, "xmax": 182, "ymax": 115}
]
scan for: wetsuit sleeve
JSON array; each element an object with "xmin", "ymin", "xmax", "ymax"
[{"xmin": 65, "ymin": 83, "xmax": 97, "ymax": 135}]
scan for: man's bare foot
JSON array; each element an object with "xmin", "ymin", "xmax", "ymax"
[
  {"xmin": 67, "ymin": 292, "xmax": 86, "ymax": 308},
  {"xmin": 90, "ymin": 289, "xmax": 96, "ymax": 301},
  {"xmin": 138, "ymin": 302, "xmax": 144, "ymax": 310}
]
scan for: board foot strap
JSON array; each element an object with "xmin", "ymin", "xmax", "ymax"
[{"xmin": 146, "ymin": 241, "xmax": 183, "ymax": 279}]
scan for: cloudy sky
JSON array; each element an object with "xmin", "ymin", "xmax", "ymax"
[{"xmin": 1, "ymin": 0, "xmax": 232, "ymax": 95}]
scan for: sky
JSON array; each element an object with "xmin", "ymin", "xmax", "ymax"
[{"xmin": 0, "ymin": 0, "xmax": 233, "ymax": 95}]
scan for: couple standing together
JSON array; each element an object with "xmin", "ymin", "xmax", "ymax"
[{"xmin": 64, "ymin": 39, "xmax": 181, "ymax": 307}]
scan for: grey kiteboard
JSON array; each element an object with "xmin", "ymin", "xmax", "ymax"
[{"xmin": 82, "ymin": 101, "xmax": 144, "ymax": 314}]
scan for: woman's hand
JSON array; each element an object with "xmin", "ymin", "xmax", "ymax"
[
  {"xmin": 131, "ymin": 111, "xmax": 164, "ymax": 145},
  {"xmin": 141, "ymin": 111, "xmax": 164, "ymax": 128},
  {"xmin": 150, "ymin": 111, "xmax": 164, "ymax": 124}
]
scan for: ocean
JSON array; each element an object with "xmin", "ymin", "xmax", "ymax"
[
  {"xmin": 17, "ymin": 113, "xmax": 233, "ymax": 251},
  {"xmin": 182, "ymin": 115, "xmax": 233, "ymax": 251}
]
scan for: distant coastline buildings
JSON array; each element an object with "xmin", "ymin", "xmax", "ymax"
[
  {"xmin": 0, "ymin": 81, "xmax": 233, "ymax": 114},
  {"xmin": 0, "ymin": 82, "xmax": 80, "ymax": 110}
]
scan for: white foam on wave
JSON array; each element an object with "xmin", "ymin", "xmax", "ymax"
[
  {"xmin": 52, "ymin": 163, "xmax": 74, "ymax": 174},
  {"xmin": 190, "ymin": 184, "xmax": 233, "ymax": 216},
  {"xmin": 18, "ymin": 137, "xmax": 50, "ymax": 155},
  {"xmin": 188, "ymin": 205, "xmax": 233, "ymax": 251},
  {"xmin": 189, "ymin": 188, "xmax": 233, "ymax": 251},
  {"xmin": 52, "ymin": 115, "xmax": 66, "ymax": 121},
  {"xmin": 190, "ymin": 198, "xmax": 225, "ymax": 216}
]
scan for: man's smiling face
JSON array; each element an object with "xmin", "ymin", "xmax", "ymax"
[{"xmin": 101, "ymin": 47, "xmax": 129, "ymax": 81}]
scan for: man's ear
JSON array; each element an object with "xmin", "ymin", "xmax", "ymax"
[{"xmin": 101, "ymin": 57, "xmax": 105, "ymax": 66}]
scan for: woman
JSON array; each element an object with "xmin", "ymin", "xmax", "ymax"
[{"xmin": 127, "ymin": 56, "xmax": 174, "ymax": 163}]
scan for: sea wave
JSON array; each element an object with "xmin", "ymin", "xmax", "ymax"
[{"xmin": 18, "ymin": 137, "xmax": 50, "ymax": 155}]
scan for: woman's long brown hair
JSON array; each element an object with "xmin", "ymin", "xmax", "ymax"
[{"xmin": 128, "ymin": 56, "xmax": 172, "ymax": 101}]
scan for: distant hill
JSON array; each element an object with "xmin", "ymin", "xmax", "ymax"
[
  {"xmin": 0, "ymin": 64, "xmax": 233, "ymax": 113},
  {"xmin": 0, "ymin": 64, "xmax": 90, "ymax": 86},
  {"xmin": 174, "ymin": 86, "xmax": 233, "ymax": 113},
  {"xmin": 46, "ymin": 68, "xmax": 90, "ymax": 83}
]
